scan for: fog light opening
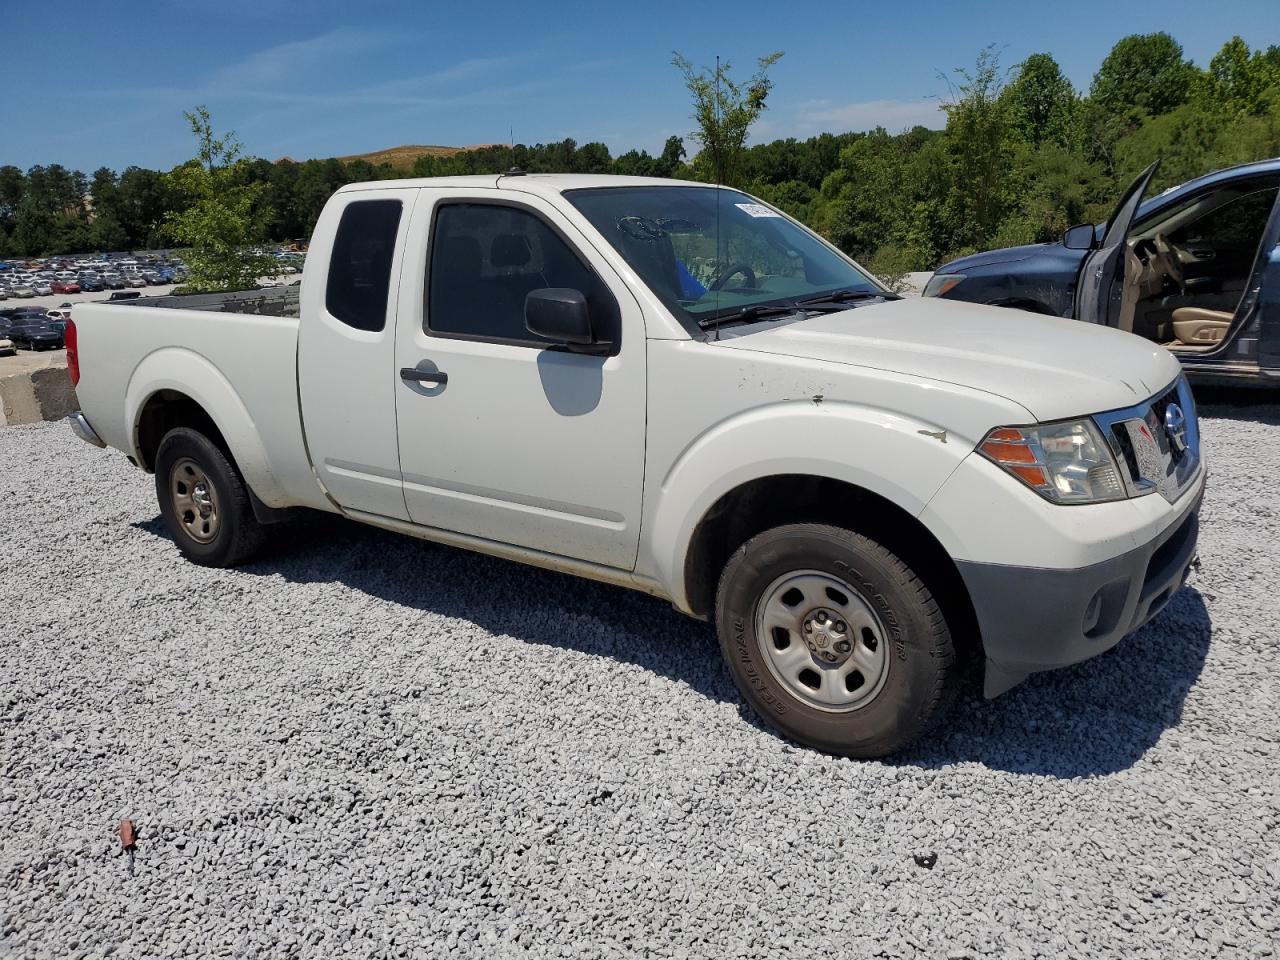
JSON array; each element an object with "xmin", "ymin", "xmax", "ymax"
[{"xmin": 1082, "ymin": 590, "xmax": 1103, "ymax": 637}]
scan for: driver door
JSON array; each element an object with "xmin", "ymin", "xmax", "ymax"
[
  {"xmin": 1075, "ymin": 161, "xmax": 1159, "ymax": 326},
  {"xmin": 390, "ymin": 189, "xmax": 648, "ymax": 570}
]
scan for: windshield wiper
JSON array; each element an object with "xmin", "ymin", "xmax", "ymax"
[
  {"xmin": 697, "ymin": 302, "xmax": 803, "ymax": 329},
  {"xmin": 796, "ymin": 288, "xmax": 900, "ymax": 309}
]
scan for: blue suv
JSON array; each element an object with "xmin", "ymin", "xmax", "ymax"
[{"xmin": 926, "ymin": 158, "xmax": 1280, "ymax": 386}]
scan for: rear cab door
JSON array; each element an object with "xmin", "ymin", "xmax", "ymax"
[
  {"xmin": 297, "ymin": 187, "xmax": 418, "ymax": 520},
  {"xmin": 1075, "ymin": 161, "xmax": 1159, "ymax": 325}
]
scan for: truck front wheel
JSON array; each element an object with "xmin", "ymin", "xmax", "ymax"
[
  {"xmin": 154, "ymin": 427, "xmax": 267, "ymax": 568},
  {"xmin": 715, "ymin": 523, "xmax": 957, "ymax": 758}
]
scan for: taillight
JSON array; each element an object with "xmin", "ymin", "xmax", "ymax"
[{"xmin": 66, "ymin": 318, "xmax": 80, "ymax": 386}]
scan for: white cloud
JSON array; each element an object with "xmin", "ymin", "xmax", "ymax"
[
  {"xmin": 204, "ymin": 28, "xmax": 391, "ymax": 94},
  {"xmin": 754, "ymin": 97, "xmax": 946, "ymax": 141},
  {"xmin": 83, "ymin": 40, "xmax": 539, "ymax": 110}
]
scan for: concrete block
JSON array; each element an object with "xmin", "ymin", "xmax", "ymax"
[{"xmin": 0, "ymin": 358, "xmax": 76, "ymax": 426}]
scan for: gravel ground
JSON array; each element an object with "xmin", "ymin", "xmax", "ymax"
[{"xmin": 1, "ymin": 400, "xmax": 1278, "ymax": 959}]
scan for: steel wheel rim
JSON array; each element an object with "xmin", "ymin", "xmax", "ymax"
[
  {"xmin": 170, "ymin": 457, "xmax": 220, "ymax": 544},
  {"xmin": 754, "ymin": 569, "xmax": 890, "ymax": 713}
]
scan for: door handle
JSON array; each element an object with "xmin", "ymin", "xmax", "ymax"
[{"xmin": 400, "ymin": 367, "xmax": 448, "ymax": 385}]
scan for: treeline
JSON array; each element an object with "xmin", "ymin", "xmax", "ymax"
[
  {"xmin": 771, "ymin": 34, "xmax": 1280, "ymax": 277},
  {"xmin": 2, "ymin": 33, "xmax": 1278, "ymax": 272}
]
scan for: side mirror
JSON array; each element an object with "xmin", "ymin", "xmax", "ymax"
[
  {"xmin": 1063, "ymin": 223, "xmax": 1097, "ymax": 250},
  {"xmin": 525, "ymin": 288, "xmax": 603, "ymax": 350}
]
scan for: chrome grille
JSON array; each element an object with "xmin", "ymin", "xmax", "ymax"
[{"xmin": 1093, "ymin": 377, "xmax": 1201, "ymax": 504}]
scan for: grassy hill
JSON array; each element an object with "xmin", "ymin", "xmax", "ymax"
[{"xmin": 336, "ymin": 144, "xmax": 488, "ymax": 168}]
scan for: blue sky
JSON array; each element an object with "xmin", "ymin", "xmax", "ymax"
[{"xmin": 5, "ymin": 0, "xmax": 1279, "ymax": 173}]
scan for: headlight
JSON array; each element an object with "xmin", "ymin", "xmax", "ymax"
[
  {"xmin": 979, "ymin": 419, "xmax": 1126, "ymax": 504},
  {"xmin": 922, "ymin": 273, "xmax": 965, "ymax": 297}
]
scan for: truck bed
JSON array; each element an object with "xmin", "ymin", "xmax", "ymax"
[
  {"xmin": 120, "ymin": 284, "xmax": 301, "ymax": 318},
  {"xmin": 71, "ymin": 286, "xmax": 327, "ymax": 511}
]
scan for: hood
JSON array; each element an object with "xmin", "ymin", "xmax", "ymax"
[
  {"xmin": 713, "ymin": 297, "xmax": 1181, "ymax": 423},
  {"xmin": 940, "ymin": 242, "xmax": 1051, "ymax": 273}
]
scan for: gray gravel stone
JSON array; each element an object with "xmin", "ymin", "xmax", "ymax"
[{"xmin": 1, "ymin": 400, "xmax": 1278, "ymax": 959}]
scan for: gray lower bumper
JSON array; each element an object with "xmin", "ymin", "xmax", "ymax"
[
  {"xmin": 67, "ymin": 410, "xmax": 106, "ymax": 448},
  {"xmin": 959, "ymin": 488, "xmax": 1203, "ymax": 697}
]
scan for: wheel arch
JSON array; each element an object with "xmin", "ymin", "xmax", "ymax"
[
  {"xmin": 678, "ymin": 473, "xmax": 980, "ymax": 663},
  {"xmin": 125, "ymin": 347, "xmax": 286, "ymax": 504},
  {"xmin": 645, "ymin": 401, "xmax": 975, "ymax": 611},
  {"xmin": 136, "ymin": 389, "xmax": 229, "ymax": 469}
]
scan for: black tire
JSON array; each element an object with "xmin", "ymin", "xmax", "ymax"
[
  {"xmin": 715, "ymin": 523, "xmax": 956, "ymax": 758},
  {"xmin": 154, "ymin": 427, "xmax": 266, "ymax": 568}
]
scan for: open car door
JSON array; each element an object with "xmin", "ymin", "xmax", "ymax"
[
  {"xmin": 1075, "ymin": 161, "xmax": 1159, "ymax": 325},
  {"xmin": 1236, "ymin": 188, "xmax": 1280, "ymax": 375}
]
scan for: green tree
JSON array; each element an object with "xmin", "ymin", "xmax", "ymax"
[
  {"xmin": 12, "ymin": 197, "xmax": 56, "ymax": 256},
  {"xmin": 942, "ymin": 46, "xmax": 1012, "ymax": 246},
  {"xmin": 655, "ymin": 136, "xmax": 688, "ymax": 178},
  {"xmin": 87, "ymin": 167, "xmax": 128, "ymax": 251},
  {"xmin": 812, "ymin": 126, "xmax": 950, "ymax": 270},
  {"xmin": 672, "ymin": 51, "xmax": 784, "ymax": 186},
  {"xmin": 1090, "ymin": 33, "xmax": 1197, "ymax": 118},
  {"xmin": 1197, "ymin": 37, "xmax": 1280, "ymax": 117},
  {"xmin": 0, "ymin": 165, "xmax": 25, "ymax": 255},
  {"xmin": 163, "ymin": 106, "xmax": 276, "ymax": 291},
  {"xmin": 1005, "ymin": 53, "xmax": 1081, "ymax": 148},
  {"xmin": 116, "ymin": 167, "xmax": 170, "ymax": 248}
]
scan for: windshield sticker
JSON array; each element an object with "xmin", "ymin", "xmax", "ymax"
[{"xmin": 734, "ymin": 203, "xmax": 781, "ymax": 218}]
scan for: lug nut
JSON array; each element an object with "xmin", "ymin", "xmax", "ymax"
[
  {"xmin": 834, "ymin": 640, "xmax": 851, "ymax": 654},
  {"xmin": 835, "ymin": 621, "xmax": 847, "ymax": 633},
  {"xmin": 817, "ymin": 612, "xmax": 828, "ymax": 624}
]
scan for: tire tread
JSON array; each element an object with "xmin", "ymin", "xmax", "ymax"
[
  {"xmin": 155, "ymin": 427, "xmax": 267, "ymax": 568},
  {"xmin": 714, "ymin": 522, "xmax": 959, "ymax": 756}
]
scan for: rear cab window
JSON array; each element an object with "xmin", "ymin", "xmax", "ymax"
[{"xmin": 326, "ymin": 199, "xmax": 403, "ymax": 332}]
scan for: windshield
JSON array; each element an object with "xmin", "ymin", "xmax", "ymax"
[{"xmin": 565, "ymin": 185, "xmax": 883, "ymax": 331}]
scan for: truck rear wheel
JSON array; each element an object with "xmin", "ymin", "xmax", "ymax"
[
  {"xmin": 714, "ymin": 523, "xmax": 956, "ymax": 758},
  {"xmin": 154, "ymin": 427, "xmax": 266, "ymax": 568}
]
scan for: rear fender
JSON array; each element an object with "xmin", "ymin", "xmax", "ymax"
[{"xmin": 124, "ymin": 347, "xmax": 285, "ymax": 505}]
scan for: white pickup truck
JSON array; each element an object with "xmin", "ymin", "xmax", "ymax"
[{"xmin": 68, "ymin": 174, "xmax": 1205, "ymax": 757}]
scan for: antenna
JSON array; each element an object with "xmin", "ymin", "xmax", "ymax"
[
  {"xmin": 510, "ymin": 126, "xmax": 514, "ymax": 148},
  {"xmin": 714, "ymin": 55, "xmax": 721, "ymax": 185},
  {"xmin": 714, "ymin": 54, "xmax": 722, "ymax": 339}
]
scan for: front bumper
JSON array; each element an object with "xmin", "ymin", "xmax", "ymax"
[{"xmin": 958, "ymin": 475, "xmax": 1203, "ymax": 697}]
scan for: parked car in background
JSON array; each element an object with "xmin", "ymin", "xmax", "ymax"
[
  {"xmin": 9, "ymin": 284, "xmax": 36, "ymax": 298},
  {"xmin": 926, "ymin": 157, "xmax": 1280, "ymax": 385},
  {"xmin": 8, "ymin": 320, "xmax": 63, "ymax": 350},
  {"xmin": 124, "ymin": 276, "xmax": 146, "ymax": 289},
  {"xmin": 2, "ymin": 306, "xmax": 48, "ymax": 320},
  {"xmin": 32, "ymin": 280, "xmax": 54, "ymax": 296},
  {"xmin": 50, "ymin": 280, "xmax": 81, "ymax": 294},
  {"xmin": 101, "ymin": 275, "xmax": 126, "ymax": 290},
  {"xmin": 0, "ymin": 335, "xmax": 14, "ymax": 356},
  {"xmin": 68, "ymin": 174, "xmax": 1204, "ymax": 758},
  {"xmin": 78, "ymin": 277, "xmax": 105, "ymax": 293}
]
